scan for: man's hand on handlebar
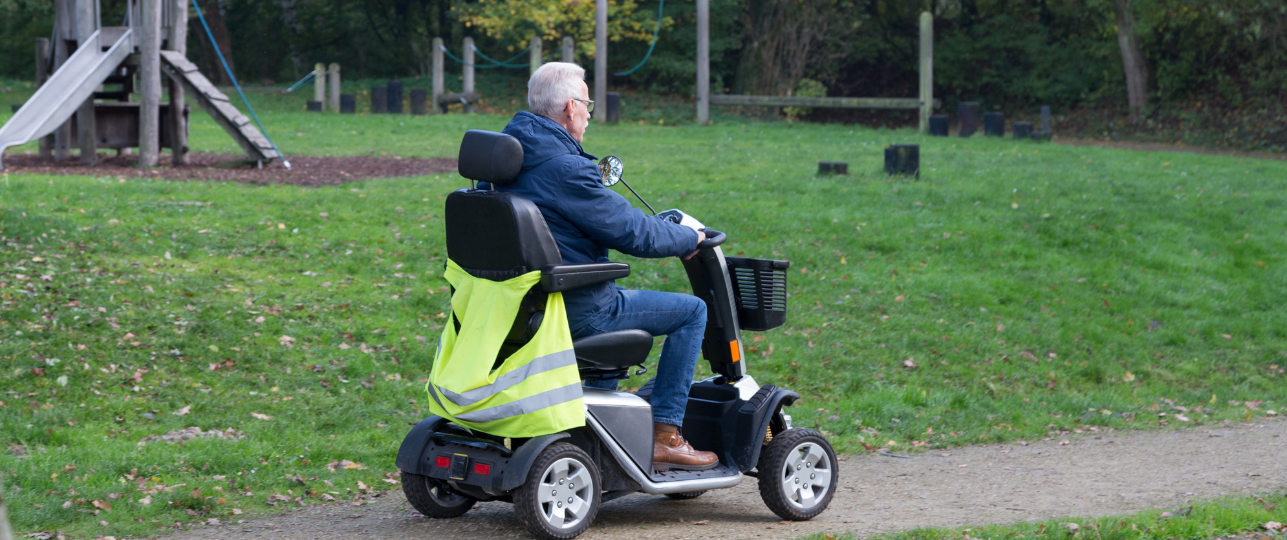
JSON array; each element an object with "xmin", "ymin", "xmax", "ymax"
[{"xmin": 683, "ymin": 231, "xmax": 706, "ymax": 260}]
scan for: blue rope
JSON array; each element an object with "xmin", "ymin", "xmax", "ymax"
[
  {"xmin": 615, "ymin": 0, "xmax": 664, "ymax": 76},
  {"xmin": 471, "ymin": 44, "xmax": 531, "ymax": 67},
  {"xmin": 283, "ymin": 70, "xmax": 319, "ymax": 93},
  {"xmin": 189, "ymin": 0, "xmax": 290, "ymax": 169},
  {"xmin": 439, "ymin": 45, "xmax": 508, "ymax": 69}
]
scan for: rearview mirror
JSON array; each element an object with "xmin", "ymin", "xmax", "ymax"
[{"xmin": 599, "ymin": 156, "xmax": 623, "ymax": 187}]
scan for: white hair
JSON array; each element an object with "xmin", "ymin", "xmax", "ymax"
[{"xmin": 528, "ymin": 62, "xmax": 586, "ymax": 118}]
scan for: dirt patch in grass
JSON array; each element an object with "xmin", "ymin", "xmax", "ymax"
[{"xmin": 1, "ymin": 153, "xmax": 457, "ymax": 185}]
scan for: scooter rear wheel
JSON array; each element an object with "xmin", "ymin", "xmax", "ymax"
[
  {"xmin": 401, "ymin": 471, "xmax": 476, "ymax": 518},
  {"xmin": 514, "ymin": 442, "xmax": 602, "ymax": 540},
  {"xmin": 756, "ymin": 428, "xmax": 838, "ymax": 520}
]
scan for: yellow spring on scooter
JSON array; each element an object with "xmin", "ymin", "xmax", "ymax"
[{"xmin": 763, "ymin": 425, "xmax": 773, "ymax": 444}]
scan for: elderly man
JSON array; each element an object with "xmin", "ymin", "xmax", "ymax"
[{"xmin": 490, "ymin": 62, "xmax": 717, "ymax": 471}]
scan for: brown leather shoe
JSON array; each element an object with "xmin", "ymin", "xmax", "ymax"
[{"xmin": 653, "ymin": 425, "xmax": 718, "ymax": 471}]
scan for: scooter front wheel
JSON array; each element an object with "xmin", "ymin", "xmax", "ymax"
[
  {"xmin": 514, "ymin": 442, "xmax": 602, "ymax": 540},
  {"xmin": 401, "ymin": 471, "xmax": 476, "ymax": 518},
  {"xmin": 756, "ymin": 428, "xmax": 838, "ymax": 520}
]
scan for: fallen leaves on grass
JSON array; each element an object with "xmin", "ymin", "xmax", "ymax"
[
  {"xmin": 91, "ymin": 500, "xmax": 112, "ymax": 511},
  {"xmin": 250, "ymin": 412, "xmax": 273, "ymax": 421},
  {"xmin": 173, "ymin": 406, "xmax": 191, "ymax": 416},
  {"xmin": 326, "ymin": 460, "xmax": 367, "ymax": 471},
  {"xmin": 1264, "ymin": 522, "xmax": 1284, "ymax": 532},
  {"xmin": 903, "ymin": 358, "xmax": 918, "ymax": 369},
  {"xmin": 137, "ymin": 427, "xmax": 244, "ymax": 446},
  {"xmin": 279, "ymin": 335, "xmax": 297, "ymax": 348}
]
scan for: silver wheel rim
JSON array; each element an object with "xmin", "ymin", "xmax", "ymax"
[
  {"xmin": 426, "ymin": 478, "xmax": 468, "ymax": 508},
  {"xmin": 536, "ymin": 457, "xmax": 595, "ymax": 530},
  {"xmin": 778, "ymin": 441, "xmax": 832, "ymax": 510}
]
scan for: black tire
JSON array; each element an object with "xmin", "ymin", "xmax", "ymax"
[
  {"xmin": 664, "ymin": 490, "xmax": 706, "ymax": 500},
  {"xmin": 513, "ymin": 442, "xmax": 602, "ymax": 540},
  {"xmin": 401, "ymin": 471, "xmax": 476, "ymax": 519},
  {"xmin": 756, "ymin": 428, "xmax": 838, "ymax": 521}
]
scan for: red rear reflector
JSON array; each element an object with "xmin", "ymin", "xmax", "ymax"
[
  {"xmin": 473, "ymin": 463, "xmax": 491, "ymax": 476},
  {"xmin": 435, "ymin": 456, "xmax": 450, "ymax": 468},
  {"xmin": 729, "ymin": 341, "xmax": 741, "ymax": 362}
]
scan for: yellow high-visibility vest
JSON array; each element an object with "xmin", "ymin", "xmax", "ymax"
[{"xmin": 425, "ymin": 259, "xmax": 584, "ymax": 437}]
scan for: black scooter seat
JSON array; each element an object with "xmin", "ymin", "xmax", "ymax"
[{"xmin": 573, "ymin": 329, "xmax": 653, "ymax": 371}]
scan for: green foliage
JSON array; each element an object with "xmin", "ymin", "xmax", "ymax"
[
  {"xmin": 784, "ymin": 78, "xmax": 826, "ymax": 121},
  {"xmin": 0, "ymin": 0, "xmax": 53, "ymax": 80},
  {"xmin": 457, "ymin": 0, "xmax": 670, "ymax": 60}
]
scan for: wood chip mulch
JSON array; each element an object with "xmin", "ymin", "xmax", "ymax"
[{"xmin": 1, "ymin": 153, "xmax": 458, "ymax": 186}]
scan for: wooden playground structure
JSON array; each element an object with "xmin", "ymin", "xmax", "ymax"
[{"xmin": 0, "ymin": 0, "xmax": 282, "ymax": 170}]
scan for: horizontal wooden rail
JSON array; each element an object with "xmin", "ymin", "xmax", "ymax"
[{"xmin": 710, "ymin": 95, "xmax": 940, "ymax": 110}]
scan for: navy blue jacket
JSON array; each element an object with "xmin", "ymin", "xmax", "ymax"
[{"xmin": 489, "ymin": 111, "xmax": 699, "ymax": 330}]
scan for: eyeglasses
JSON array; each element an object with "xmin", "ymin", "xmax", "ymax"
[{"xmin": 572, "ymin": 98, "xmax": 595, "ymax": 113}]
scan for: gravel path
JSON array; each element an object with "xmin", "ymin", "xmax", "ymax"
[{"xmin": 159, "ymin": 420, "xmax": 1285, "ymax": 540}]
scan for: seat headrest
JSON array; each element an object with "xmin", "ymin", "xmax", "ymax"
[{"xmin": 458, "ymin": 130, "xmax": 523, "ymax": 185}]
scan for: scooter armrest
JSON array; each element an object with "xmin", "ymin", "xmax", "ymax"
[{"xmin": 541, "ymin": 263, "xmax": 631, "ymax": 292}]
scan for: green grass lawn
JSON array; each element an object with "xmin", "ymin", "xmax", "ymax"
[
  {"xmin": 2, "ymin": 89, "xmax": 1287, "ymax": 538},
  {"xmin": 799, "ymin": 493, "xmax": 1287, "ymax": 540}
]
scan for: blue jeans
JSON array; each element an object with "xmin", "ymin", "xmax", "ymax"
[{"xmin": 571, "ymin": 288, "xmax": 707, "ymax": 427}]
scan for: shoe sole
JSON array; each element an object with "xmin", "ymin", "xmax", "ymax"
[{"xmin": 653, "ymin": 461, "xmax": 719, "ymax": 472}]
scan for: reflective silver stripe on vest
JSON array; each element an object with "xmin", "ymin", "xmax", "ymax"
[
  {"xmin": 452, "ymin": 382, "xmax": 583, "ymax": 423},
  {"xmin": 434, "ymin": 348, "xmax": 576, "ymax": 408}
]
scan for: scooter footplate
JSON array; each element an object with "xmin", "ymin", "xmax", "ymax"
[{"xmin": 649, "ymin": 463, "xmax": 739, "ymax": 482}]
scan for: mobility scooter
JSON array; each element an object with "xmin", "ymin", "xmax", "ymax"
[{"xmin": 396, "ymin": 130, "xmax": 838, "ymax": 539}]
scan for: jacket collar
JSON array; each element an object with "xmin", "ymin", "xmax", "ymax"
[{"xmin": 513, "ymin": 111, "xmax": 599, "ymax": 162}]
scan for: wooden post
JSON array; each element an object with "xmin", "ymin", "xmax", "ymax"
[
  {"xmin": 328, "ymin": 63, "xmax": 340, "ymax": 112},
  {"xmin": 313, "ymin": 62, "xmax": 325, "ymax": 105},
  {"xmin": 75, "ymin": 0, "xmax": 97, "ymax": 164},
  {"xmin": 696, "ymin": 0, "xmax": 709, "ymax": 125},
  {"xmin": 168, "ymin": 0, "xmax": 188, "ymax": 164},
  {"xmin": 138, "ymin": 0, "xmax": 162, "ymax": 167},
  {"xmin": 530, "ymin": 36, "xmax": 542, "ymax": 75},
  {"xmin": 431, "ymin": 37, "xmax": 444, "ymax": 115},
  {"xmin": 562, "ymin": 36, "xmax": 574, "ymax": 63},
  {"xmin": 462, "ymin": 37, "xmax": 474, "ymax": 98},
  {"xmin": 36, "ymin": 38, "xmax": 53, "ymax": 158},
  {"xmin": 53, "ymin": 0, "xmax": 74, "ymax": 160},
  {"xmin": 594, "ymin": 0, "xmax": 607, "ymax": 123},
  {"xmin": 918, "ymin": 11, "xmax": 933, "ymax": 133}
]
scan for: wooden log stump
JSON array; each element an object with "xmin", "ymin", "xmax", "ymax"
[
  {"xmin": 1012, "ymin": 121, "xmax": 1033, "ymax": 139},
  {"xmin": 410, "ymin": 89, "xmax": 427, "ymax": 115},
  {"xmin": 884, "ymin": 144, "xmax": 920, "ymax": 178},
  {"xmin": 984, "ymin": 111, "xmax": 1005, "ymax": 137},
  {"xmin": 307, "ymin": 101, "xmax": 323, "ymax": 112},
  {"xmin": 340, "ymin": 94, "xmax": 356, "ymax": 114},
  {"xmin": 958, "ymin": 102, "xmax": 980, "ymax": 137},
  {"xmin": 387, "ymin": 80, "xmax": 403, "ymax": 114},
  {"xmin": 606, "ymin": 92, "xmax": 621, "ymax": 124},
  {"xmin": 817, "ymin": 161, "xmax": 848, "ymax": 176},
  {"xmin": 929, "ymin": 114, "xmax": 948, "ymax": 136},
  {"xmin": 370, "ymin": 86, "xmax": 387, "ymax": 113}
]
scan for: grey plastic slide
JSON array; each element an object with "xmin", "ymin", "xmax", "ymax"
[{"xmin": 0, "ymin": 28, "xmax": 133, "ymax": 170}]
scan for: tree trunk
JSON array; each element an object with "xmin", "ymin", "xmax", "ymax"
[
  {"xmin": 1114, "ymin": 0, "xmax": 1148, "ymax": 124},
  {"xmin": 194, "ymin": 0, "xmax": 236, "ymax": 85}
]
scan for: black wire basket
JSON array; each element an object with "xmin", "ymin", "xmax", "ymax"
[{"xmin": 725, "ymin": 257, "xmax": 790, "ymax": 331}]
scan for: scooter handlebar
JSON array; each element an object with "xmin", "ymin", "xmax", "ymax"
[{"xmin": 697, "ymin": 228, "xmax": 727, "ymax": 249}]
